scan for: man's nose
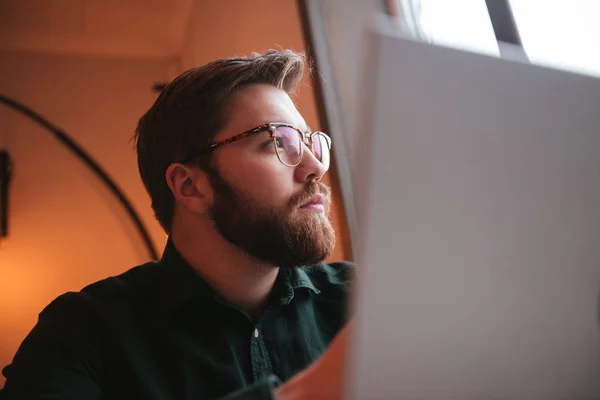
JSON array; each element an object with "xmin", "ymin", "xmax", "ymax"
[{"xmin": 294, "ymin": 142, "xmax": 326, "ymax": 182}]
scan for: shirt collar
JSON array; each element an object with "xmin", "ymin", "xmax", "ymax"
[
  {"xmin": 158, "ymin": 238, "xmax": 321, "ymax": 315},
  {"xmin": 272, "ymin": 265, "xmax": 321, "ymax": 306}
]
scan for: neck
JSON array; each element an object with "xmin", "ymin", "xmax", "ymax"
[{"xmin": 171, "ymin": 225, "xmax": 279, "ymax": 319}]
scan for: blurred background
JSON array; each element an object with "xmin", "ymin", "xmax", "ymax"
[{"xmin": 0, "ymin": 0, "xmax": 352, "ymax": 385}]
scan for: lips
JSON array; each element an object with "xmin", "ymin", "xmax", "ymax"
[{"xmin": 301, "ymin": 193, "xmax": 325, "ymax": 208}]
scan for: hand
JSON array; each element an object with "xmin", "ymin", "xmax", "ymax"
[{"xmin": 273, "ymin": 320, "xmax": 354, "ymax": 400}]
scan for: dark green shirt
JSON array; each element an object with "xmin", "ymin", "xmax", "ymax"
[{"xmin": 1, "ymin": 240, "xmax": 353, "ymax": 400}]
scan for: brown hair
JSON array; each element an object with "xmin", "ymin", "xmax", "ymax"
[{"xmin": 134, "ymin": 49, "xmax": 307, "ymax": 233}]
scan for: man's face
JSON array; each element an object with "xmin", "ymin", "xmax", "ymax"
[{"xmin": 207, "ymin": 84, "xmax": 335, "ymax": 268}]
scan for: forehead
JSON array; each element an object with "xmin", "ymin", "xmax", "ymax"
[{"xmin": 215, "ymin": 84, "xmax": 306, "ymax": 141}]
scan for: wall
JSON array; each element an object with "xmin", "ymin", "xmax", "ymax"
[
  {"xmin": 0, "ymin": 50, "xmax": 170, "ymax": 385},
  {"xmin": 180, "ymin": 0, "xmax": 351, "ymax": 261}
]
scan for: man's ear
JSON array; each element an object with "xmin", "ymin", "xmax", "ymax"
[{"xmin": 165, "ymin": 163, "xmax": 213, "ymax": 215}]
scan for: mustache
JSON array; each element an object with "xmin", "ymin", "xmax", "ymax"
[{"xmin": 290, "ymin": 181, "xmax": 332, "ymax": 209}]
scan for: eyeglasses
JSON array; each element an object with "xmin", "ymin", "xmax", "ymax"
[{"xmin": 181, "ymin": 122, "xmax": 332, "ymax": 171}]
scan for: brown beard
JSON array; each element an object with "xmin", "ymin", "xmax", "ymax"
[{"xmin": 207, "ymin": 170, "xmax": 336, "ymax": 268}]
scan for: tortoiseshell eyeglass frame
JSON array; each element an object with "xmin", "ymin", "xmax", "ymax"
[{"xmin": 180, "ymin": 122, "xmax": 332, "ymax": 169}]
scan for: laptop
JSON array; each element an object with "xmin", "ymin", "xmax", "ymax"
[{"xmin": 349, "ymin": 25, "xmax": 600, "ymax": 399}]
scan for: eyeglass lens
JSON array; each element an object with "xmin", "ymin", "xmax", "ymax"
[{"xmin": 274, "ymin": 126, "xmax": 330, "ymax": 170}]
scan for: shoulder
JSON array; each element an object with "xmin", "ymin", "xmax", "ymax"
[
  {"xmin": 82, "ymin": 261, "xmax": 163, "ymax": 313},
  {"xmin": 0, "ymin": 264, "xmax": 161, "ymax": 395},
  {"xmin": 42, "ymin": 261, "xmax": 162, "ymax": 320},
  {"xmin": 81, "ymin": 261, "xmax": 160, "ymax": 297}
]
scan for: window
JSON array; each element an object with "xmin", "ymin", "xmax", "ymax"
[
  {"xmin": 509, "ymin": 0, "xmax": 600, "ymax": 77},
  {"xmin": 410, "ymin": 0, "xmax": 499, "ymax": 56},
  {"xmin": 403, "ymin": 0, "xmax": 600, "ymax": 77}
]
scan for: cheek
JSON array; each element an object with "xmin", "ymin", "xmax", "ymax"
[{"xmin": 225, "ymin": 158, "xmax": 296, "ymax": 207}]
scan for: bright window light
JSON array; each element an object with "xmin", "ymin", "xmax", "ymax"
[
  {"xmin": 509, "ymin": 0, "xmax": 600, "ymax": 77},
  {"xmin": 415, "ymin": 0, "xmax": 500, "ymax": 56}
]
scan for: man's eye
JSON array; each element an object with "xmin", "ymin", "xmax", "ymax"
[{"xmin": 263, "ymin": 138, "xmax": 284, "ymax": 149}]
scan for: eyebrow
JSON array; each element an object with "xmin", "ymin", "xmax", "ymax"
[
  {"xmin": 269, "ymin": 120, "xmax": 311, "ymax": 134},
  {"xmin": 263, "ymin": 120, "xmax": 311, "ymax": 134}
]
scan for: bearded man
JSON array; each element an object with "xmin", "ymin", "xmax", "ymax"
[{"xmin": 2, "ymin": 50, "xmax": 353, "ymax": 400}]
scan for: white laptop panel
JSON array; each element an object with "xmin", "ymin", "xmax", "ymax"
[{"xmin": 350, "ymin": 28, "xmax": 600, "ymax": 400}]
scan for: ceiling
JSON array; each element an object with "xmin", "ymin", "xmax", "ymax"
[{"xmin": 0, "ymin": 0, "xmax": 195, "ymax": 60}]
